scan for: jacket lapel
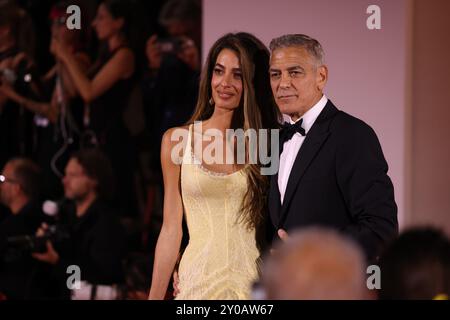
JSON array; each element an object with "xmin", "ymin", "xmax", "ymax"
[
  {"xmin": 269, "ymin": 169, "xmax": 281, "ymax": 227},
  {"xmin": 277, "ymin": 101, "xmax": 339, "ymax": 229}
]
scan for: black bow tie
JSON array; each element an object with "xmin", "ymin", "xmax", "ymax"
[{"xmin": 280, "ymin": 118, "xmax": 306, "ymax": 144}]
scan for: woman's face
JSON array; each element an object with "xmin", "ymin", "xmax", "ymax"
[
  {"xmin": 91, "ymin": 3, "xmax": 122, "ymax": 40},
  {"xmin": 211, "ymin": 48, "xmax": 243, "ymax": 110},
  {"xmin": 51, "ymin": 19, "xmax": 74, "ymax": 44}
]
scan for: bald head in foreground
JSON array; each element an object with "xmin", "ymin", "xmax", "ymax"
[{"xmin": 262, "ymin": 227, "xmax": 371, "ymax": 300}]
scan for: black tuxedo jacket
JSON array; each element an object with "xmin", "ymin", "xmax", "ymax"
[{"xmin": 268, "ymin": 100, "xmax": 398, "ymax": 260}]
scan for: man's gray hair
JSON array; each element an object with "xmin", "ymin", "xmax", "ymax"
[
  {"xmin": 159, "ymin": 0, "xmax": 201, "ymax": 26},
  {"xmin": 269, "ymin": 34, "xmax": 325, "ymax": 65},
  {"xmin": 262, "ymin": 227, "xmax": 368, "ymax": 299}
]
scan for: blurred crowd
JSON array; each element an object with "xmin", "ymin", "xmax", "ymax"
[
  {"xmin": 0, "ymin": 0, "xmax": 448, "ymax": 301},
  {"xmin": 0, "ymin": 0, "xmax": 200, "ymax": 299},
  {"xmin": 260, "ymin": 226, "xmax": 449, "ymax": 300}
]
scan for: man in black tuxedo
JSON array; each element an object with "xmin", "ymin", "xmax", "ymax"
[
  {"xmin": 267, "ymin": 34, "xmax": 398, "ymax": 261},
  {"xmin": 0, "ymin": 158, "xmax": 46, "ymax": 299},
  {"xmin": 32, "ymin": 149, "xmax": 127, "ymax": 299}
]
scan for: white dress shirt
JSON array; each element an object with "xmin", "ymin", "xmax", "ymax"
[{"xmin": 278, "ymin": 95, "xmax": 328, "ymax": 204}]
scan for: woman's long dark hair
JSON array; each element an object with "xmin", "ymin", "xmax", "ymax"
[
  {"xmin": 94, "ymin": 0, "xmax": 146, "ymax": 77},
  {"xmin": 0, "ymin": 2, "xmax": 36, "ymax": 58},
  {"xmin": 188, "ymin": 33, "xmax": 280, "ymax": 237},
  {"xmin": 101, "ymin": 0, "xmax": 133, "ymax": 45}
]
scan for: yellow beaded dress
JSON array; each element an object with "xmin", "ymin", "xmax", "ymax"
[{"xmin": 175, "ymin": 124, "xmax": 260, "ymax": 300}]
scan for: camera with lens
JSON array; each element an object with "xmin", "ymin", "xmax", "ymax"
[
  {"xmin": 0, "ymin": 68, "xmax": 18, "ymax": 85},
  {"xmin": 158, "ymin": 37, "xmax": 184, "ymax": 55},
  {"xmin": 0, "ymin": 67, "xmax": 33, "ymax": 86},
  {"xmin": 0, "ymin": 59, "xmax": 35, "ymax": 93},
  {"xmin": 1, "ymin": 200, "xmax": 70, "ymax": 263},
  {"xmin": 4, "ymin": 224, "xmax": 70, "ymax": 259}
]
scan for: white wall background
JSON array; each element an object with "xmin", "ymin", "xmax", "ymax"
[{"xmin": 203, "ymin": 0, "xmax": 408, "ymax": 228}]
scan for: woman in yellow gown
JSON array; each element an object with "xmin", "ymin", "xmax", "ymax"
[{"xmin": 148, "ymin": 33, "xmax": 280, "ymax": 300}]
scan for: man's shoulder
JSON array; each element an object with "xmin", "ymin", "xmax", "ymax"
[
  {"xmin": 329, "ymin": 105, "xmax": 377, "ymax": 139},
  {"xmin": 92, "ymin": 200, "xmax": 124, "ymax": 226},
  {"xmin": 89, "ymin": 199, "xmax": 117, "ymax": 219}
]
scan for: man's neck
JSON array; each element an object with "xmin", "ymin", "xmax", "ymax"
[
  {"xmin": 289, "ymin": 94, "xmax": 324, "ymax": 122},
  {"xmin": 75, "ymin": 192, "xmax": 97, "ymax": 218},
  {"xmin": 10, "ymin": 196, "xmax": 29, "ymax": 215}
]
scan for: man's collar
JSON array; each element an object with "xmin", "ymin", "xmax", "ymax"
[{"xmin": 283, "ymin": 95, "xmax": 328, "ymax": 134}]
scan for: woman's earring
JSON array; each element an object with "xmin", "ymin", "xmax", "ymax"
[{"xmin": 209, "ymin": 97, "xmax": 215, "ymax": 106}]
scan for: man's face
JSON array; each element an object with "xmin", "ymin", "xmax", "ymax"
[
  {"xmin": 62, "ymin": 159, "xmax": 96, "ymax": 201},
  {"xmin": 269, "ymin": 46, "xmax": 327, "ymax": 121},
  {"xmin": 0, "ymin": 163, "xmax": 19, "ymax": 207}
]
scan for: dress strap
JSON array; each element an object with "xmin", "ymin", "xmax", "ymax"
[{"xmin": 182, "ymin": 124, "xmax": 194, "ymax": 164}]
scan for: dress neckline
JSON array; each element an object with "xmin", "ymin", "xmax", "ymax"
[
  {"xmin": 190, "ymin": 148, "xmax": 247, "ymax": 177},
  {"xmin": 188, "ymin": 123, "xmax": 248, "ymax": 177}
]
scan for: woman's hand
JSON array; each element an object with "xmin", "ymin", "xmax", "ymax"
[
  {"xmin": 172, "ymin": 269, "xmax": 180, "ymax": 297},
  {"xmin": 177, "ymin": 37, "xmax": 200, "ymax": 72},
  {"xmin": 145, "ymin": 34, "xmax": 162, "ymax": 71},
  {"xmin": 50, "ymin": 38, "xmax": 71, "ymax": 62},
  {"xmin": 0, "ymin": 80, "xmax": 21, "ymax": 103}
]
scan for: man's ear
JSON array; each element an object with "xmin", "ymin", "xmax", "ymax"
[{"xmin": 316, "ymin": 65, "xmax": 328, "ymax": 91}]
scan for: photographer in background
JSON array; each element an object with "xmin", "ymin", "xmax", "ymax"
[
  {"xmin": 0, "ymin": 158, "xmax": 45, "ymax": 299},
  {"xmin": 142, "ymin": 0, "xmax": 201, "ymax": 187},
  {"xmin": 146, "ymin": 0, "xmax": 201, "ymax": 74},
  {"xmin": 33, "ymin": 148, "xmax": 127, "ymax": 299}
]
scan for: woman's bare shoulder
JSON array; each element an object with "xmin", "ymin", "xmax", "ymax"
[
  {"xmin": 162, "ymin": 125, "xmax": 190, "ymax": 143},
  {"xmin": 161, "ymin": 125, "xmax": 191, "ymax": 163}
]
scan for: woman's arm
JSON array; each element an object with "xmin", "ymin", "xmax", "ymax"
[
  {"xmin": 59, "ymin": 52, "xmax": 91, "ymax": 99},
  {"xmin": 0, "ymin": 82, "xmax": 57, "ymax": 123},
  {"xmin": 53, "ymin": 39, "xmax": 134, "ymax": 104},
  {"xmin": 42, "ymin": 65, "xmax": 57, "ymax": 83},
  {"xmin": 148, "ymin": 128, "xmax": 185, "ymax": 300},
  {"xmin": 0, "ymin": 52, "xmax": 90, "ymax": 123}
]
